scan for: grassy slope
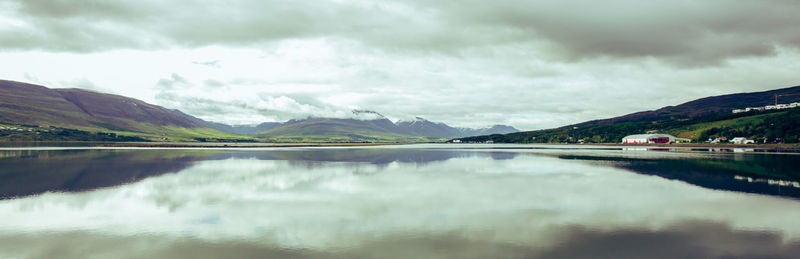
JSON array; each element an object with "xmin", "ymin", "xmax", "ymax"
[
  {"xmin": 257, "ymin": 119, "xmax": 434, "ymax": 142},
  {"xmin": 0, "ymin": 80, "xmax": 254, "ymax": 142},
  {"xmin": 660, "ymin": 112, "xmax": 777, "ymax": 139},
  {"xmin": 457, "ymin": 109, "xmax": 800, "ymax": 144}
]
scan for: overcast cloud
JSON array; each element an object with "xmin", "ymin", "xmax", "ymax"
[{"xmin": 1, "ymin": 0, "xmax": 799, "ymax": 129}]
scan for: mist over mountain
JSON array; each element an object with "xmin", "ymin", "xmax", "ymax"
[
  {"xmin": 457, "ymin": 125, "xmax": 520, "ymax": 137},
  {"xmin": 396, "ymin": 117, "xmax": 462, "ymax": 138},
  {"xmin": 204, "ymin": 115, "xmax": 520, "ymax": 140}
]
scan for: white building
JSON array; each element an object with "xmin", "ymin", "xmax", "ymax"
[
  {"xmin": 730, "ymin": 137, "xmax": 755, "ymax": 144},
  {"xmin": 621, "ymin": 134, "xmax": 676, "ymax": 144}
]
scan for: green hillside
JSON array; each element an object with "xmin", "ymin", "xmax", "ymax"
[
  {"xmin": 0, "ymin": 80, "xmax": 251, "ymax": 142},
  {"xmin": 457, "ymin": 109, "xmax": 800, "ymax": 144},
  {"xmin": 256, "ymin": 118, "xmax": 434, "ymax": 143}
]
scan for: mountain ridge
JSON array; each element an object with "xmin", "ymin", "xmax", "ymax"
[
  {"xmin": 580, "ymin": 85, "xmax": 800, "ymax": 126},
  {"xmin": 455, "ymin": 84, "xmax": 800, "ymax": 143},
  {"xmin": 1, "ymin": 79, "xmax": 518, "ymax": 142}
]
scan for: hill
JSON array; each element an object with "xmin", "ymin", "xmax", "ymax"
[
  {"xmin": 0, "ymin": 79, "xmax": 519, "ymax": 143},
  {"xmin": 582, "ymin": 85, "xmax": 800, "ymax": 126},
  {"xmin": 250, "ymin": 115, "xmax": 520, "ymax": 142},
  {"xmin": 200, "ymin": 121, "xmax": 282, "ymax": 135},
  {"xmin": 396, "ymin": 117, "xmax": 462, "ymax": 138},
  {"xmin": 255, "ymin": 117, "xmax": 429, "ymax": 142},
  {"xmin": 396, "ymin": 117, "xmax": 520, "ymax": 138},
  {"xmin": 458, "ymin": 125, "xmax": 519, "ymax": 136},
  {"xmin": 0, "ymin": 80, "xmax": 243, "ymax": 141},
  {"xmin": 457, "ymin": 85, "xmax": 800, "ymax": 144}
]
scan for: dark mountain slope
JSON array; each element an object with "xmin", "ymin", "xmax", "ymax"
[
  {"xmin": 0, "ymin": 80, "xmax": 206, "ymax": 131},
  {"xmin": 396, "ymin": 117, "xmax": 520, "ymax": 138},
  {"xmin": 455, "ymin": 85, "xmax": 800, "ymax": 144},
  {"xmin": 0, "ymin": 80, "xmax": 243, "ymax": 141},
  {"xmin": 255, "ymin": 117, "xmax": 423, "ymax": 142},
  {"xmin": 459, "ymin": 125, "xmax": 520, "ymax": 136},
  {"xmin": 199, "ymin": 121, "xmax": 282, "ymax": 135},
  {"xmin": 583, "ymin": 85, "xmax": 800, "ymax": 126},
  {"xmin": 0, "ymin": 80, "xmax": 96, "ymax": 128},
  {"xmin": 55, "ymin": 88, "xmax": 201, "ymax": 129},
  {"xmin": 396, "ymin": 117, "xmax": 462, "ymax": 138}
]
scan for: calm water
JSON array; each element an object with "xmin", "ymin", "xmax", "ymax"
[{"xmin": 1, "ymin": 144, "xmax": 800, "ymax": 258}]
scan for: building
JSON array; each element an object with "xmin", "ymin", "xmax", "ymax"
[
  {"xmin": 730, "ymin": 137, "xmax": 755, "ymax": 144},
  {"xmin": 621, "ymin": 134, "xmax": 676, "ymax": 144}
]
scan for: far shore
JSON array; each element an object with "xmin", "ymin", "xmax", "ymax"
[{"xmin": 0, "ymin": 141, "xmax": 797, "ymax": 150}]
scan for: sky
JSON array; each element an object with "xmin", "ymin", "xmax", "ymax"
[{"xmin": 1, "ymin": 0, "xmax": 799, "ymax": 130}]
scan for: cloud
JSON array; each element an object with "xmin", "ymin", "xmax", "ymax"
[
  {"xmin": 2, "ymin": 0, "xmax": 799, "ymax": 66},
  {"xmin": 154, "ymin": 73, "xmax": 189, "ymax": 91},
  {"xmin": 3, "ymin": 0, "xmax": 800, "ymax": 129},
  {"xmin": 152, "ymin": 75, "xmax": 351, "ymax": 124},
  {"xmin": 1, "ymin": 221, "xmax": 798, "ymax": 259}
]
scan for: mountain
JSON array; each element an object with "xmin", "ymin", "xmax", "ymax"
[
  {"xmin": 396, "ymin": 117, "xmax": 463, "ymax": 138},
  {"xmin": 0, "ymin": 80, "xmax": 240, "ymax": 141},
  {"xmin": 255, "ymin": 117, "xmax": 425, "ymax": 142},
  {"xmin": 0, "ymin": 79, "xmax": 518, "ymax": 142},
  {"xmin": 458, "ymin": 125, "xmax": 520, "ymax": 136},
  {"xmin": 582, "ymin": 85, "xmax": 800, "ymax": 126},
  {"xmin": 456, "ymin": 85, "xmax": 800, "ymax": 144},
  {"xmin": 249, "ymin": 114, "xmax": 520, "ymax": 141},
  {"xmin": 200, "ymin": 121, "xmax": 282, "ymax": 135},
  {"xmin": 395, "ymin": 117, "xmax": 520, "ymax": 138}
]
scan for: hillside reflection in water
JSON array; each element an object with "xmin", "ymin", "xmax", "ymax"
[{"xmin": 1, "ymin": 145, "xmax": 799, "ymax": 258}]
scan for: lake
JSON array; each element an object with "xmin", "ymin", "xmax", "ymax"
[{"xmin": 1, "ymin": 144, "xmax": 799, "ymax": 258}]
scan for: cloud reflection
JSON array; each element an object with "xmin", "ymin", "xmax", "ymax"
[
  {"xmin": 1, "ymin": 147, "xmax": 800, "ymax": 258},
  {"xmin": 1, "ymin": 221, "xmax": 798, "ymax": 259}
]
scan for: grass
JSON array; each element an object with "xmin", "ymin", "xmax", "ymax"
[{"xmin": 663, "ymin": 112, "xmax": 779, "ymax": 139}]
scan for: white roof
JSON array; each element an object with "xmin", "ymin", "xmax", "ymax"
[{"xmin": 623, "ymin": 134, "xmax": 676, "ymax": 139}]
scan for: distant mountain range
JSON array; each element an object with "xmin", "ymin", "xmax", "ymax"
[
  {"xmin": 457, "ymin": 84, "xmax": 800, "ymax": 143},
  {"xmin": 203, "ymin": 113, "xmax": 519, "ymax": 141},
  {"xmin": 0, "ymin": 80, "xmax": 518, "ymax": 142}
]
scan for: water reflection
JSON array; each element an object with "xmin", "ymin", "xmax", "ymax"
[
  {"xmin": 549, "ymin": 152, "xmax": 800, "ymax": 199},
  {"xmin": 0, "ymin": 149, "xmax": 216, "ymax": 199},
  {"xmin": 1, "ymin": 145, "xmax": 799, "ymax": 258},
  {"xmin": 0, "ymin": 148, "xmax": 503, "ymax": 199},
  {"xmin": 0, "ymin": 221, "xmax": 798, "ymax": 259}
]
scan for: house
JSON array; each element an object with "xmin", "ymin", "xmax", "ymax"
[
  {"xmin": 621, "ymin": 134, "xmax": 676, "ymax": 144},
  {"xmin": 452, "ymin": 139, "xmax": 462, "ymax": 143},
  {"xmin": 709, "ymin": 137, "xmax": 728, "ymax": 144},
  {"xmin": 731, "ymin": 137, "xmax": 755, "ymax": 144},
  {"xmin": 732, "ymin": 109, "xmax": 746, "ymax": 113}
]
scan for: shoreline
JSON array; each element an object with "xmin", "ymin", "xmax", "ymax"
[
  {"xmin": 577, "ymin": 143, "xmax": 800, "ymax": 149},
  {"xmin": 0, "ymin": 141, "xmax": 798, "ymax": 150},
  {"xmin": 0, "ymin": 141, "xmax": 415, "ymax": 148}
]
